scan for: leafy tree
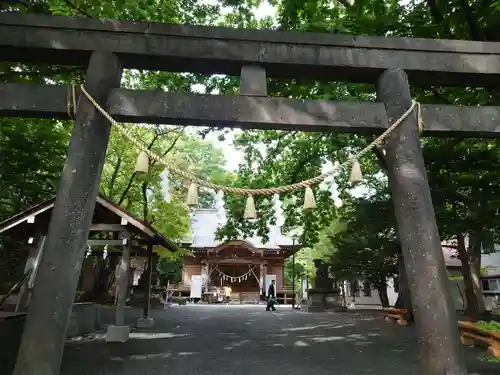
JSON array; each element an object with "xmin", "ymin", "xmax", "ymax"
[{"xmin": 324, "ymin": 197, "xmax": 399, "ymax": 307}]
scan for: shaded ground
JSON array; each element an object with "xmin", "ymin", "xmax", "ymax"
[{"xmin": 61, "ymin": 305, "xmax": 499, "ymax": 375}]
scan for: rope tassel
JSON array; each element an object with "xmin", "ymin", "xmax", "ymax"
[
  {"xmin": 186, "ymin": 183, "xmax": 199, "ymax": 206},
  {"xmin": 349, "ymin": 159, "xmax": 363, "ymax": 184},
  {"xmin": 244, "ymin": 195, "xmax": 257, "ymax": 220},
  {"xmin": 134, "ymin": 151, "xmax": 149, "ymax": 174},
  {"xmin": 303, "ymin": 186, "xmax": 316, "ymax": 209}
]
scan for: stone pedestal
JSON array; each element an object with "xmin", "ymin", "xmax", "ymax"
[
  {"xmin": 300, "ymin": 288, "xmax": 346, "ymax": 313},
  {"xmin": 67, "ymin": 302, "xmax": 101, "ymax": 337},
  {"xmin": 105, "ymin": 325, "xmax": 130, "ymax": 342},
  {"xmin": 137, "ymin": 317, "xmax": 155, "ymax": 328}
]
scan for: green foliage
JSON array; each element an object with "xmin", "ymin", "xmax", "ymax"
[
  {"xmin": 0, "ymin": 118, "xmax": 70, "ymax": 220},
  {"xmin": 157, "ymin": 256, "xmax": 183, "ymax": 285},
  {"xmin": 476, "ymin": 320, "xmax": 500, "ymax": 333},
  {"xmin": 283, "ymin": 256, "xmax": 306, "ymax": 288},
  {"xmin": 326, "ymin": 196, "xmax": 399, "ymax": 286}
]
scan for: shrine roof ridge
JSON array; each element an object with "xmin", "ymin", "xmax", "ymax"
[{"xmin": 185, "ymin": 209, "xmax": 296, "ymax": 250}]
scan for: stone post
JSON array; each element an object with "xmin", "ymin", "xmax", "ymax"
[
  {"xmin": 377, "ymin": 68, "xmax": 467, "ymax": 375},
  {"xmin": 137, "ymin": 241, "xmax": 155, "ymax": 328},
  {"xmin": 106, "ymin": 232, "xmax": 131, "ymax": 342},
  {"xmin": 13, "ymin": 51, "xmax": 122, "ymax": 375}
]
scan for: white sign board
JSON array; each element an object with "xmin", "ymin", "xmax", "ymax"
[{"xmin": 190, "ymin": 275, "xmax": 203, "ymax": 299}]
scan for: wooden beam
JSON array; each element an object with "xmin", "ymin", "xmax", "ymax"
[
  {"xmin": 1, "ymin": 13, "xmax": 500, "ymax": 86},
  {"xmin": 1, "ymin": 83, "xmax": 500, "ymax": 137},
  {"xmin": 89, "ymin": 224, "xmax": 128, "ymax": 232},
  {"xmin": 87, "ymin": 239, "xmax": 127, "ymax": 246}
]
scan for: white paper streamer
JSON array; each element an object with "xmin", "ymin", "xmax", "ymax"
[
  {"xmin": 272, "ymin": 194, "xmax": 285, "ymax": 227},
  {"xmin": 330, "ymin": 182, "xmax": 343, "ymax": 208},
  {"xmin": 215, "ymin": 190, "xmax": 227, "ymax": 226},
  {"xmin": 85, "ymin": 245, "xmax": 92, "ymax": 258},
  {"xmin": 159, "ymin": 168, "xmax": 172, "ymax": 203}
]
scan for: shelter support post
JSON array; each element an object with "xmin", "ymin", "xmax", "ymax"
[
  {"xmin": 259, "ymin": 263, "xmax": 264, "ymax": 299},
  {"xmin": 137, "ymin": 241, "xmax": 155, "ymax": 328},
  {"xmin": 13, "ymin": 51, "xmax": 123, "ymax": 375},
  {"xmin": 292, "ymin": 252, "xmax": 296, "ymax": 308},
  {"xmin": 377, "ymin": 68, "xmax": 467, "ymax": 375},
  {"xmin": 106, "ymin": 232, "xmax": 131, "ymax": 342},
  {"xmin": 15, "ymin": 234, "xmax": 43, "ymax": 312}
]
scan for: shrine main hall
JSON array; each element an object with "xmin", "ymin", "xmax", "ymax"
[{"xmin": 174, "ymin": 209, "xmax": 299, "ymax": 303}]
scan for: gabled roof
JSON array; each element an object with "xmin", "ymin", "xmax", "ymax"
[
  {"xmin": 184, "ymin": 208, "xmax": 296, "ymax": 250},
  {"xmin": 0, "ymin": 193, "xmax": 176, "ymax": 250}
]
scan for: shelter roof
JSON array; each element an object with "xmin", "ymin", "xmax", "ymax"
[{"xmin": 0, "ymin": 194, "xmax": 176, "ymax": 251}]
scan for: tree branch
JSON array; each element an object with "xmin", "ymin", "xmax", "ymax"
[
  {"xmin": 108, "ymin": 157, "xmax": 122, "ymax": 196},
  {"xmin": 425, "ymin": 0, "xmax": 454, "ymax": 38},
  {"xmin": 336, "ymin": 0, "xmax": 352, "ymax": 9},
  {"xmin": 141, "ymin": 182, "xmax": 149, "ymax": 221},
  {"xmin": 150, "ymin": 127, "xmax": 186, "ymax": 169},
  {"xmin": 458, "ymin": 0, "xmax": 482, "ymax": 40},
  {"xmin": 62, "ymin": 0, "xmax": 93, "ymax": 18}
]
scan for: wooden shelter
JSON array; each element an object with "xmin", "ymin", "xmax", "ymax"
[{"xmin": 0, "ymin": 193, "xmax": 176, "ymax": 317}]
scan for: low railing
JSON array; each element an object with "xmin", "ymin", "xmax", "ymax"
[
  {"xmin": 383, "ymin": 308, "xmax": 409, "ymax": 326},
  {"xmin": 459, "ymin": 321, "xmax": 500, "ymax": 358}
]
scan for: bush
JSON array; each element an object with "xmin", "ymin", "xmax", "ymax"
[{"xmin": 476, "ymin": 320, "xmax": 500, "ymax": 333}]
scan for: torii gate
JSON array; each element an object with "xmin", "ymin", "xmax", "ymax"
[{"xmin": 2, "ymin": 12, "xmax": 500, "ymax": 375}]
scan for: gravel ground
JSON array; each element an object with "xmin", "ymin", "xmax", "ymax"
[{"xmin": 60, "ymin": 305, "xmax": 499, "ymax": 375}]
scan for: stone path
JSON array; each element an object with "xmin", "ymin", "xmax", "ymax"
[{"xmin": 60, "ymin": 305, "xmax": 499, "ymax": 375}]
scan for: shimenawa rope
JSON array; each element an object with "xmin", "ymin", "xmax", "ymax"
[{"xmin": 73, "ymin": 84, "xmax": 421, "ymax": 197}]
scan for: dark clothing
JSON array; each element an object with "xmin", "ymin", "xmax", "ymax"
[
  {"xmin": 266, "ymin": 296, "xmax": 276, "ymax": 311},
  {"xmin": 266, "ymin": 283, "xmax": 276, "ymax": 311},
  {"xmin": 268, "ymin": 284, "xmax": 275, "ymax": 298}
]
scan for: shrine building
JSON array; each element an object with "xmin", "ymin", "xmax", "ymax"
[{"xmin": 175, "ymin": 209, "xmax": 299, "ymax": 303}]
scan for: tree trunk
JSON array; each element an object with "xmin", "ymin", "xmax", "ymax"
[
  {"xmin": 394, "ymin": 256, "xmax": 414, "ymax": 322},
  {"xmin": 457, "ymin": 233, "xmax": 480, "ymax": 318},
  {"xmin": 376, "ymin": 279, "xmax": 390, "ymax": 307},
  {"xmin": 468, "ymin": 231, "xmax": 487, "ymax": 315}
]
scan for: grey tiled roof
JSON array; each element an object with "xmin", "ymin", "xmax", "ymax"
[{"xmin": 184, "ymin": 209, "xmax": 295, "ymax": 249}]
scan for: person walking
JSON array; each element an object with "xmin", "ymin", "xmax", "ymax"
[
  {"xmin": 266, "ymin": 279, "xmax": 277, "ymax": 311},
  {"xmin": 224, "ymin": 285, "xmax": 232, "ymax": 304},
  {"xmin": 164, "ymin": 289, "xmax": 173, "ymax": 309}
]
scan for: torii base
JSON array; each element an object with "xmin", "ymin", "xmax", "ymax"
[
  {"xmin": 300, "ymin": 288, "xmax": 346, "ymax": 313},
  {"xmin": 137, "ymin": 317, "xmax": 155, "ymax": 328},
  {"xmin": 105, "ymin": 325, "xmax": 130, "ymax": 342}
]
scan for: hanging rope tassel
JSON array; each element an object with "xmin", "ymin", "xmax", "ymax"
[
  {"xmin": 303, "ymin": 186, "xmax": 316, "ymax": 209},
  {"xmin": 349, "ymin": 159, "xmax": 363, "ymax": 183},
  {"xmin": 186, "ymin": 183, "xmax": 199, "ymax": 206},
  {"xmin": 134, "ymin": 151, "xmax": 149, "ymax": 174},
  {"xmin": 244, "ymin": 195, "xmax": 257, "ymax": 219}
]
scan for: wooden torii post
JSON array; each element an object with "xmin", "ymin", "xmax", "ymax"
[{"xmin": 2, "ymin": 12, "xmax": 500, "ymax": 375}]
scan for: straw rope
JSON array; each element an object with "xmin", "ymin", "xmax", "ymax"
[{"xmin": 75, "ymin": 84, "xmax": 421, "ymax": 196}]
